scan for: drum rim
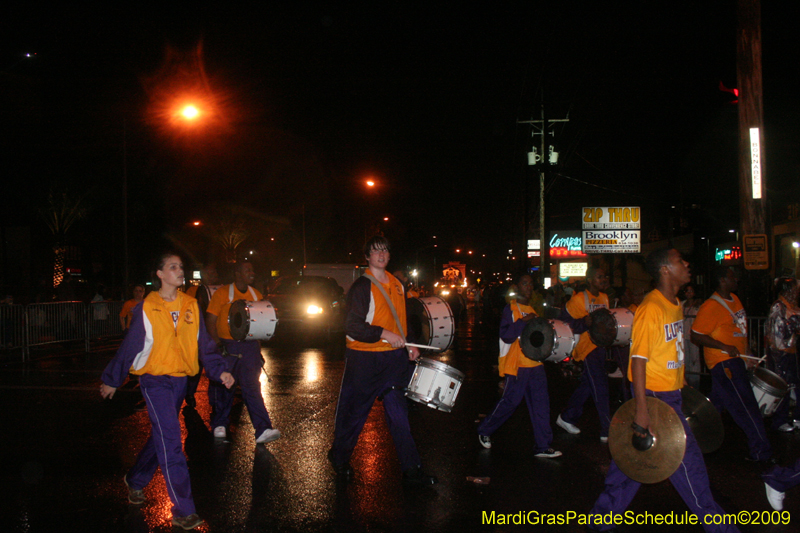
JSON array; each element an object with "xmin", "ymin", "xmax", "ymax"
[
  {"xmin": 750, "ymin": 367, "xmax": 788, "ymax": 396},
  {"xmin": 228, "ymin": 299, "xmax": 252, "ymax": 340},
  {"xmin": 415, "ymin": 356, "xmax": 466, "ymax": 379}
]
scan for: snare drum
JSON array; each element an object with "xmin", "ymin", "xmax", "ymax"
[
  {"xmin": 228, "ymin": 300, "xmax": 278, "ymax": 341},
  {"xmin": 406, "ymin": 357, "xmax": 465, "ymax": 412},
  {"xmin": 750, "ymin": 366, "xmax": 788, "ymax": 416},
  {"xmin": 406, "ymin": 296, "xmax": 455, "ymax": 352}
]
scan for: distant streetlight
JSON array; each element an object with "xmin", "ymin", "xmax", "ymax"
[
  {"xmin": 366, "ymin": 180, "xmax": 375, "ymax": 187},
  {"xmin": 193, "ymin": 220, "xmax": 201, "ymax": 226}
]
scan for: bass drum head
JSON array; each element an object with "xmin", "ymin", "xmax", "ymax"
[
  {"xmin": 228, "ymin": 300, "xmax": 250, "ymax": 341},
  {"xmin": 589, "ymin": 308, "xmax": 616, "ymax": 348},
  {"xmin": 407, "ymin": 296, "xmax": 455, "ymax": 352},
  {"xmin": 520, "ymin": 317, "xmax": 555, "ymax": 362}
]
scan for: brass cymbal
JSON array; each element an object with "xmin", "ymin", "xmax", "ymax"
[
  {"xmin": 681, "ymin": 386, "xmax": 724, "ymax": 454},
  {"xmin": 608, "ymin": 397, "xmax": 686, "ymax": 484}
]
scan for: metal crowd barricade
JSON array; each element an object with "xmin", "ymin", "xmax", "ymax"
[
  {"xmin": 87, "ymin": 301, "xmax": 124, "ymax": 352},
  {"xmin": 0, "ymin": 304, "xmax": 26, "ymax": 352},
  {"xmin": 25, "ymin": 301, "xmax": 86, "ymax": 358},
  {"xmin": 748, "ymin": 316, "xmax": 768, "ymax": 360}
]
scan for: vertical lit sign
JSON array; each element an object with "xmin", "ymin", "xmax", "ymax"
[{"xmin": 750, "ymin": 127, "xmax": 761, "ymax": 200}]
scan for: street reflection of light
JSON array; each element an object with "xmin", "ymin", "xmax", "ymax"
[
  {"xmin": 303, "ymin": 349, "xmax": 322, "ymax": 382},
  {"xmin": 260, "ymin": 346, "xmax": 273, "ymax": 398}
]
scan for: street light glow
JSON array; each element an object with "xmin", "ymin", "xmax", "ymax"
[
  {"xmin": 366, "ymin": 180, "xmax": 375, "ymax": 187},
  {"xmin": 192, "ymin": 221, "xmax": 201, "ymax": 226},
  {"xmin": 181, "ymin": 105, "xmax": 200, "ymax": 120}
]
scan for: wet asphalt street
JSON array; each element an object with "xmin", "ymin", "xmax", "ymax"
[{"xmin": 2, "ymin": 306, "xmax": 800, "ymax": 533}]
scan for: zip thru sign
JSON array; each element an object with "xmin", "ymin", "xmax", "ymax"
[{"xmin": 582, "ymin": 207, "xmax": 641, "ymax": 229}]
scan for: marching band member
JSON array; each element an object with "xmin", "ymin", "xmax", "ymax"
[
  {"xmin": 766, "ymin": 276, "xmax": 800, "ymax": 432},
  {"xmin": 691, "ymin": 266, "xmax": 771, "ymax": 462},
  {"xmin": 587, "ymin": 249, "xmax": 738, "ymax": 533},
  {"xmin": 100, "ymin": 252, "xmax": 234, "ymax": 530},
  {"xmin": 556, "ymin": 267, "xmax": 612, "ymax": 442},
  {"xmin": 206, "ymin": 261, "xmax": 280, "ymax": 444},
  {"xmin": 328, "ymin": 236, "xmax": 436, "ymax": 485},
  {"xmin": 184, "ymin": 263, "xmax": 221, "ymax": 409},
  {"xmin": 119, "ymin": 284, "xmax": 145, "ymax": 333},
  {"xmin": 477, "ymin": 272, "xmax": 561, "ymax": 458}
]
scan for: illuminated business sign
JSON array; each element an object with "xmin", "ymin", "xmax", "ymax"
[
  {"xmin": 582, "ymin": 230, "xmax": 641, "ymax": 254},
  {"xmin": 549, "ymin": 232, "xmax": 586, "ymax": 257},
  {"xmin": 715, "ymin": 246, "xmax": 742, "ymax": 263},
  {"xmin": 750, "ymin": 128, "xmax": 762, "ymax": 200},
  {"xmin": 582, "ymin": 206, "xmax": 641, "ymax": 229},
  {"xmin": 560, "ymin": 262, "xmax": 588, "ymax": 277},
  {"xmin": 527, "ymin": 239, "xmax": 541, "ymax": 251}
]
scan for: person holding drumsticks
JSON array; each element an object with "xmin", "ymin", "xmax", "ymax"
[
  {"xmin": 328, "ymin": 235, "xmax": 436, "ymax": 485},
  {"xmin": 587, "ymin": 249, "xmax": 738, "ymax": 533},
  {"xmin": 100, "ymin": 252, "xmax": 234, "ymax": 530},
  {"xmin": 206, "ymin": 261, "xmax": 280, "ymax": 444},
  {"xmin": 477, "ymin": 272, "xmax": 561, "ymax": 458},
  {"xmin": 691, "ymin": 266, "xmax": 772, "ymax": 462},
  {"xmin": 556, "ymin": 266, "xmax": 612, "ymax": 442}
]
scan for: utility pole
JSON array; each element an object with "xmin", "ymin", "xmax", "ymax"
[
  {"xmin": 518, "ymin": 103, "xmax": 568, "ymax": 285},
  {"xmin": 737, "ymin": 0, "xmax": 769, "ymax": 314}
]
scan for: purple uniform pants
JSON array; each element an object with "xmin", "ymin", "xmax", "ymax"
[
  {"xmin": 126, "ymin": 374, "xmax": 195, "ymax": 518},
  {"xmin": 764, "ymin": 458, "xmax": 800, "ymax": 492},
  {"xmin": 710, "ymin": 358, "xmax": 771, "ymax": 461},
  {"xmin": 561, "ymin": 347, "xmax": 611, "ymax": 438},
  {"xmin": 208, "ymin": 339, "xmax": 273, "ymax": 435},
  {"xmin": 477, "ymin": 365, "xmax": 553, "ymax": 453},
  {"xmin": 589, "ymin": 389, "xmax": 739, "ymax": 533},
  {"xmin": 330, "ymin": 348, "xmax": 421, "ymax": 472}
]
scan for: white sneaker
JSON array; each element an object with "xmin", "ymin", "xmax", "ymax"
[
  {"xmin": 256, "ymin": 428, "xmax": 281, "ymax": 444},
  {"xmin": 600, "ymin": 436, "xmax": 608, "ymax": 443},
  {"xmin": 765, "ymin": 482, "xmax": 785, "ymax": 511},
  {"xmin": 534, "ymin": 448, "xmax": 562, "ymax": 458},
  {"xmin": 777, "ymin": 423, "xmax": 795, "ymax": 433},
  {"xmin": 478, "ymin": 434, "xmax": 492, "ymax": 449},
  {"xmin": 557, "ymin": 415, "xmax": 580, "ymax": 435},
  {"xmin": 213, "ymin": 426, "xmax": 226, "ymax": 438}
]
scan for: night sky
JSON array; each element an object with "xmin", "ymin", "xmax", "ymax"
[{"xmin": 2, "ymin": 2, "xmax": 798, "ymax": 290}]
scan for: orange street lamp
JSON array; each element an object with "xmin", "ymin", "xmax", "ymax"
[
  {"xmin": 180, "ymin": 104, "xmax": 200, "ymax": 120},
  {"xmin": 366, "ymin": 180, "xmax": 375, "ymax": 187}
]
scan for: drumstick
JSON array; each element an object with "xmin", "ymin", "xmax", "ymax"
[
  {"xmin": 739, "ymin": 354, "xmax": 766, "ymax": 363},
  {"xmin": 381, "ymin": 340, "xmax": 442, "ymax": 352}
]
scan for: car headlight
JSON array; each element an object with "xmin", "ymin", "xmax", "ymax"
[{"xmin": 306, "ymin": 305, "xmax": 324, "ymax": 315}]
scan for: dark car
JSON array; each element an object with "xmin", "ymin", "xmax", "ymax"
[{"xmin": 266, "ymin": 275, "xmax": 345, "ymax": 335}]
